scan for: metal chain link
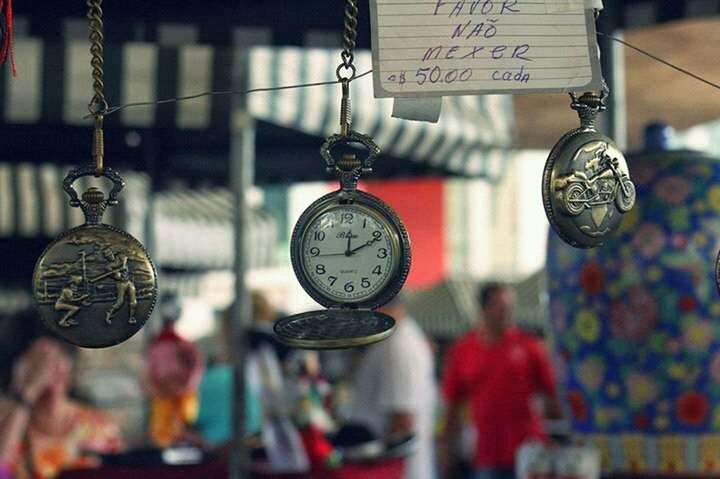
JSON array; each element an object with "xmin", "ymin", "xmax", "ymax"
[
  {"xmin": 87, "ymin": 0, "xmax": 107, "ymax": 115},
  {"xmin": 86, "ymin": 0, "xmax": 106, "ymax": 173},
  {"xmin": 336, "ymin": 0, "xmax": 360, "ymax": 136},
  {"xmin": 336, "ymin": 0, "xmax": 358, "ymax": 81}
]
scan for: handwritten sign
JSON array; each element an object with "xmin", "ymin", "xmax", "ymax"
[{"xmin": 369, "ymin": 0, "xmax": 602, "ymax": 97}]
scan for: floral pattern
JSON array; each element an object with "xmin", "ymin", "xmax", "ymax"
[{"xmin": 548, "ymin": 151, "xmax": 720, "ymax": 447}]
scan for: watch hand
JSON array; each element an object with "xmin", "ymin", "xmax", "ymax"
[
  {"xmin": 345, "ymin": 230, "xmax": 353, "ymax": 256},
  {"xmin": 317, "ymin": 252, "xmax": 348, "ymax": 257},
  {"xmin": 349, "ymin": 237, "xmax": 381, "ymax": 254}
]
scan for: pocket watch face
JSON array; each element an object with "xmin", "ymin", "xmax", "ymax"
[{"xmin": 300, "ymin": 204, "xmax": 398, "ymax": 303}]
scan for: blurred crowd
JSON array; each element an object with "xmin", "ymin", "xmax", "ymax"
[{"xmin": 0, "ymin": 283, "xmax": 561, "ymax": 479}]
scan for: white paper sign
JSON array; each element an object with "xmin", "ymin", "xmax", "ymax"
[{"xmin": 369, "ymin": 0, "xmax": 602, "ymax": 97}]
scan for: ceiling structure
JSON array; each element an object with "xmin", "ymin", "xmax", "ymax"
[
  {"xmin": 514, "ymin": 18, "xmax": 720, "ymax": 150},
  {"xmin": 3, "ymin": 0, "xmax": 719, "ymax": 184}
]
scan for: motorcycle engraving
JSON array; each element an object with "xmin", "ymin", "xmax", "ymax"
[{"xmin": 553, "ymin": 141, "xmax": 635, "ymax": 237}]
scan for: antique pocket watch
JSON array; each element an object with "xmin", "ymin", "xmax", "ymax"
[
  {"xmin": 542, "ymin": 89, "xmax": 636, "ymax": 248},
  {"xmin": 275, "ymin": 132, "xmax": 412, "ymax": 349},
  {"xmin": 32, "ymin": 166, "xmax": 157, "ymax": 348},
  {"xmin": 31, "ymin": 0, "xmax": 157, "ymax": 347}
]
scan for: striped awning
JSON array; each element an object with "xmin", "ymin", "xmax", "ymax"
[
  {"xmin": 1, "ymin": 40, "xmax": 514, "ymax": 180},
  {"xmin": 406, "ymin": 278, "xmax": 478, "ymax": 340},
  {"xmin": 0, "ymin": 162, "xmax": 149, "ymax": 239},
  {"xmin": 248, "ymin": 47, "xmax": 514, "ymax": 179},
  {"xmin": 406, "ymin": 271, "xmax": 549, "ymax": 340},
  {"xmin": 153, "ymin": 188, "xmax": 278, "ymax": 270}
]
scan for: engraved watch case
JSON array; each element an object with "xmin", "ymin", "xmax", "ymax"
[
  {"xmin": 542, "ymin": 91, "xmax": 636, "ymax": 248},
  {"xmin": 32, "ymin": 166, "xmax": 157, "ymax": 348}
]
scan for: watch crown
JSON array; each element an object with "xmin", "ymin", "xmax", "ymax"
[
  {"xmin": 338, "ymin": 153, "xmax": 361, "ymax": 172},
  {"xmin": 82, "ymin": 186, "xmax": 105, "ymax": 204}
]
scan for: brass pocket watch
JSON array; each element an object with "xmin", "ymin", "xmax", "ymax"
[
  {"xmin": 32, "ymin": 0, "xmax": 157, "ymax": 347},
  {"xmin": 542, "ymin": 89, "xmax": 636, "ymax": 248},
  {"xmin": 32, "ymin": 166, "xmax": 158, "ymax": 348},
  {"xmin": 274, "ymin": 132, "xmax": 412, "ymax": 349},
  {"xmin": 275, "ymin": 5, "xmax": 411, "ymax": 349}
]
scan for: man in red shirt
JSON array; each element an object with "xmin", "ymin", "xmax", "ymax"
[{"xmin": 439, "ymin": 283, "xmax": 562, "ymax": 479}]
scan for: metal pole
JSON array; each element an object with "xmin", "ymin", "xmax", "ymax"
[
  {"xmin": 230, "ymin": 48, "xmax": 255, "ymax": 479},
  {"xmin": 597, "ymin": 0, "xmax": 627, "ymax": 148}
]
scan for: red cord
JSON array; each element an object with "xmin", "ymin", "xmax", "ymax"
[
  {"xmin": 6, "ymin": 0, "xmax": 14, "ymax": 76},
  {"xmin": 0, "ymin": 0, "xmax": 15, "ymax": 76},
  {"xmin": 0, "ymin": 0, "xmax": 5, "ymax": 66}
]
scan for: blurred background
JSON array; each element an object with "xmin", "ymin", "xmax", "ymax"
[{"xmin": 0, "ymin": 1, "xmax": 719, "ymax": 478}]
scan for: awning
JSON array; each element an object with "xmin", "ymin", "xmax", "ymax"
[
  {"xmin": 0, "ymin": 162, "xmax": 149, "ymax": 239},
  {"xmin": 406, "ymin": 278, "xmax": 478, "ymax": 340},
  {"xmin": 1, "ymin": 40, "xmax": 514, "ymax": 180},
  {"xmin": 405, "ymin": 270, "xmax": 548, "ymax": 340},
  {"xmin": 153, "ymin": 188, "xmax": 278, "ymax": 270},
  {"xmin": 248, "ymin": 47, "xmax": 514, "ymax": 180}
]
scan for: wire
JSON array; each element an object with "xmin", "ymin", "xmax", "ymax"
[
  {"xmin": 597, "ymin": 31, "xmax": 720, "ymax": 92},
  {"xmin": 92, "ymin": 34, "xmax": 720, "ymax": 119},
  {"xmin": 90, "ymin": 69, "xmax": 374, "ymax": 118}
]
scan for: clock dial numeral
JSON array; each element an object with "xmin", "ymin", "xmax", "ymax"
[{"xmin": 302, "ymin": 205, "xmax": 398, "ymax": 303}]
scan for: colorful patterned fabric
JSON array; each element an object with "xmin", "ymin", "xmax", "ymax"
[
  {"xmin": 547, "ymin": 150, "xmax": 720, "ymax": 473},
  {"xmin": 13, "ymin": 402, "xmax": 122, "ymax": 479}
]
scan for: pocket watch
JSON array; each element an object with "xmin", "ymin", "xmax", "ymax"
[
  {"xmin": 274, "ymin": 132, "xmax": 412, "ymax": 349},
  {"xmin": 32, "ymin": 165, "xmax": 157, "ymax": 348},
  {"xmin": 542, "ymin": 89, "xmax": 636, "ymax": 248}
]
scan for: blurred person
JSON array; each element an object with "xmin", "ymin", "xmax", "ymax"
[
  {"xmin": 144, "ymin": 297, "xmax": 204, "ymax": 448},
  {"xmin": 439, "ymin": 283, "xmax": 561, "ymax": 479},
  {"xmin": 194, "ymin": 292, "xmax": 277, "ymax": 446},
  {"xmin": 0, "ymin": 310, "xmax": 122, "ymax": 479},
  {"xmin": 345, "ymin": 296, "xmax": 437, "ymax": 479}
]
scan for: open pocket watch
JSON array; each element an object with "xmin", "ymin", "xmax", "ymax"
[
  {"xmin": 274, "ymin": 132, "xmax": 412, "ymax": 349},
  {"xmin": 275, "ymin": 5, "xmax": 411, "ymax": 349},
  {"xmin": 542, "ymin": 87, "xmax": 636, "ymax": 248}
]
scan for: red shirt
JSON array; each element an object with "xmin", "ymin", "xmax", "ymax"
[{"xmin": 441, "ymin": 327, "xmax": 557, "ymax": 467}]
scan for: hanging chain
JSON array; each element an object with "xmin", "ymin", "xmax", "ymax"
[
  {"xmin": 87, "ymin": 0, "xmax": 106, "ymax": 174},
  {"xmin": 337, "ymin": 0, "xmax": 359, "ymax": 136},
  {"xmin": 337, "ymin": 0, "xmax": 358, "ymax": 81},
  {"xmin": 87, "ymin": 0, "xmax": 107, "ymax": 115}
]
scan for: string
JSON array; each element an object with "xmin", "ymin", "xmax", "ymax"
[
  {"xmin": 85, "ymin": 69, "xmax": 374, "ymax": 119},
  {"xmin": 597, "ymin": 31, "xmax": 720, "ymax": 92},
  {"xmin": 89, "ymin": 33, "xmax": 719, "ymax": 120}
]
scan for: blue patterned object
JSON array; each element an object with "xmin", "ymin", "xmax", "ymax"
[{"xmin": 547, "ymin": 150, "xmax": 720, "ymax": 473}]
